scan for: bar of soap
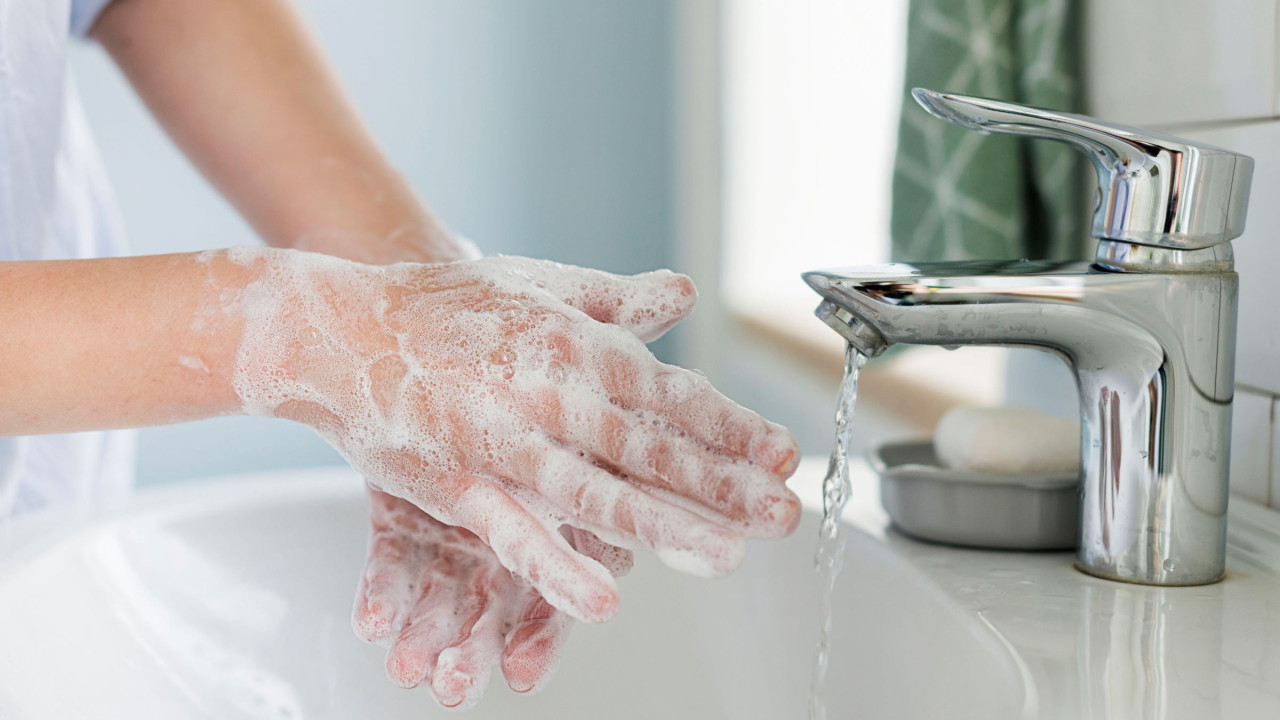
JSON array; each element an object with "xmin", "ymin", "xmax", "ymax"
[{"xmin": 934, "ymin": 406, "xmax": 1080, "ymax": 474}]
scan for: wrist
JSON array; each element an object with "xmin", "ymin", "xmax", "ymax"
[{"xmin": 223, "ymin": 247, "xmax": 391, "ymax": 446}]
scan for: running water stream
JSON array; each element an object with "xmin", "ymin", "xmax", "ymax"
[{"xmin": 809, "ymin": 343, "xmax": 868, "ymax": 720}]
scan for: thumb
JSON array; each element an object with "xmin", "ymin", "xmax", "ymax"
[
  {"xmin": 510, "ymin": 258, "xmax": 699, "ymax": 342},
  {"xmin": 601, "ymin": 269, "xmax": 697, "ymax": 343}
]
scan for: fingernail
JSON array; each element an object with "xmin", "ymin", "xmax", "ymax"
[
  {"xmin": 773, "ymin": 446, "xmax": 801, "ymax": 477},
  {"xmin": 751, "ymin": 491, "xmax": 802, "ymax": 538},
  {"xmin": 761, "ymin": 431, "xmax": 802, "ymax": 477},
  {"xmin": 505, "ymin": 661, "xmax": 541, "ymax": 694}
]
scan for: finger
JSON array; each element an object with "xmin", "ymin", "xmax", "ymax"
[
  {"xmin": 427, "ymin": 568, "xmax": 506, "ymax": 710},
  {"xmin": 566, "ymin": 526, "xmax": 633, "ymax": 578},
  {"xmin": 515, "ymin": 395, "xmax": 800, "ymax": 539},
  {"xmin": 577, "ymin": 331, "xmax": 800, "ymax": 476},
  {"xmin": 564, "ymin": 269, "xmax": 696, "ymax": 343},
  {"xmin": 427, "ymin": 472, "xmax": 622, "ymax": 624},
  {"xmin": 501, "ymin": 590, "xmax": 574, "ymax": 694},
  {"xmin": 384, "ymin": 576, "xmax": 460, "ymax": 690},
  {"xmin": 505, "ymin": 437, "xmax": 748, "ymax": 575},
  {"xmin": 353, "ymin": 532, "xmax": 417, "ymax": 644},
  {"xmin": 352, "ymin": 490, "xmax": 419, "ymax": 644},
  {"xmin": 491, "ymin": 257, "xmax": 698, "ymax": 343}
]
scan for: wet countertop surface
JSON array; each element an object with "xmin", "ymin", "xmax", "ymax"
[{"xmin": 796, "ymin": 457, "xmax": 1280, "ymax": 720}]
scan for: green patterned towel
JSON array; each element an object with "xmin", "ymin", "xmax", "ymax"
[{"xmin": 890, "ymin": 0, "xmax": 1085, "ymax": 262}]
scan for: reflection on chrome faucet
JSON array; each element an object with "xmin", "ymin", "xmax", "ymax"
[{"xmin": 805, "ymin": 89, "xmax": 1255, "ymax": 587}]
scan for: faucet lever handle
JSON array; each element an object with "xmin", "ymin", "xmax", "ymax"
[{"xmin": 912, "ymin": 88, "xmax": 1254, "ymax": 250}]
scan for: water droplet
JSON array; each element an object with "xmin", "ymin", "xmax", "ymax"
[
  {"xmin": 502, "ymin": 365, "xmax": 516, "ymax": 380},
  {"xmin": 1163, "ymin": 558, "xmax": 1177, "ymax": 573}
]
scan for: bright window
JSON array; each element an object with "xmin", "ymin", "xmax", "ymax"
[{"xmin": 722, "ymin": 0, "xmax": 908, "ymax": 335}]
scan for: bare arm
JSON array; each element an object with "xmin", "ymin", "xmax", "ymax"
[
  {"xmin": 91, "ymin": 0, "xmax": 467, "ymax": 264},
  {"xmin": 0, "ymin": 252, "xmax": 252, "ymax": 435}
]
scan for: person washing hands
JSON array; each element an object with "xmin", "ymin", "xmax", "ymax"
[{"xmin": 0, "ymin": 0, "xmax": 802, "ymax": 709}]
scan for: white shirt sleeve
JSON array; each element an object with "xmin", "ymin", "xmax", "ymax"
[{"xmin": 69, "ymin": 0, "xmax": 117, "ymax": 38}]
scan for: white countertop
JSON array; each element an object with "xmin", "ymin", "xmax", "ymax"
[{"xmin": 795, "ymin": 456, "xmax": 1280, "ymax": 718}]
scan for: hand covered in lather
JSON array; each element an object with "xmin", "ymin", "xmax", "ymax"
[
  {"xmin": 230, "ymin": 249, "xmax": 801, "ymax": 625},
  {"xmin": 352, "ymin": 488, "xmax": 631, "ymax": 709}
]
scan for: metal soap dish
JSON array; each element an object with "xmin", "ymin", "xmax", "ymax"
[{"xmin": 869, "ymin": 441, "xmax": 1078, "ymax": 551}]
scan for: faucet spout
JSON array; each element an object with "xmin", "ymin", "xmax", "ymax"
[
  {"xmin": 804, "ymin": 259, "xmax": 1238, "ymax": 585},
  {"xmin": 814, "ymin": 300, "xmax": 889, "ymax": 358}
]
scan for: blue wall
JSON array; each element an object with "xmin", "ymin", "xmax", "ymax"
[{"xmin": 70, "ymin": 0, "xmax": 676, "ymax": 484}]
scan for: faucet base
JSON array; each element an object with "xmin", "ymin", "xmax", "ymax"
[{"xmin": 1072, "ymin": 561, "xmax": 1226, "ymax": 587}]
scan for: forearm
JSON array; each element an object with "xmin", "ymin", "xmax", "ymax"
[
  {"xmin": 0, "ymin": 251, "xmax": 262, "ymax": 436},
  {"xmin": 92, "ymin": 0, "xmax": 470, "ymax": 264}
]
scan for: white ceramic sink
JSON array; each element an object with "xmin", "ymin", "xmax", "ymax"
[{"xmin": 1, "ymin": 459, "xmax": 1279, "ymax": 719}]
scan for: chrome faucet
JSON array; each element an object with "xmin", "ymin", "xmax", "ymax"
[{"xmin": 806, "ymin": 89, "xmax": 1254, "ymax": 586}]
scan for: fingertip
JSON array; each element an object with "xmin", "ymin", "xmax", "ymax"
[
  {"xmin": 504, "ymin": 661, "xmax": 554, "ymax": 695},
  {"xmin": 583, "ymin": 583, "xmax": 620, "ymax": 623},
  {"xmin": 548, "ymin": 572, "xmax": 619, "ymax": 624},
  {"xmin": 660, "ymin": 273, "xmax": 698, "ymax": 321},
  {"xmin": 761, "ymin": 430, "xmax": 803, "ymax": 478},
  {"xmin": 666, "ymin": 272, "xmax": 697, "ymax": 302},
  {"xmin": 773, "ymin": 445, "xmax": 801, "ymax": 478},
  {"xmin": 713, "ymin": 531, "xmax": 749, "ymax": 576},
  {"xmin": 385, "ymin": 642, "xmax": 431, "ymax": 689},
  {"xmin": 504, "ymin": 664, "xmax": 550, "ymax": 695},
  {"xmin": 617, "ymin": 271, "xmax": 698, "ymax": 343},
  {"xmin": 750, "ymin": 490, "xmax": 803, "ymax": 538},
  {"xmin": 353, "ymin": 599, "xmax": 397, "ymax": 644},
  {"xmin": 502, "ymin": 627, "xmax": 562, "ymax": 695},
  {"xmin": 430, "ymin": 648, "xmax": 486, "ymax": 710},
  {"xmin": 539, "ymin": 551, "xmax": 620, "ymax": 623}
]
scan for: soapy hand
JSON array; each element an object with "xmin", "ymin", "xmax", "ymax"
[
  {"xmin": 231, "ymin": 249, "xmax": 802, "ymax": 623},
  {"xmin": 353, "ymin": 488, "xmax": 630, "ymax": 709}
]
